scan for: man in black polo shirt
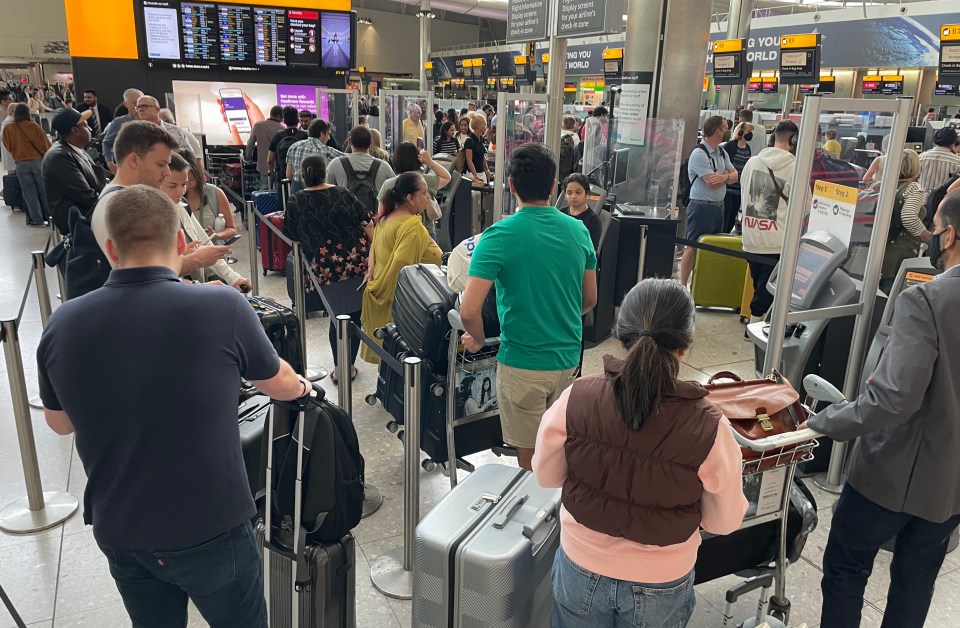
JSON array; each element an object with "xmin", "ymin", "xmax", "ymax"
[{"xmin": 37, "ymin": 185, "xmax": 310, "ymax": 628}]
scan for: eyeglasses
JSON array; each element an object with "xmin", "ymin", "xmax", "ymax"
[{"xmin": 135, "ymin": 104, "xmax": 158, "ymax": 111}]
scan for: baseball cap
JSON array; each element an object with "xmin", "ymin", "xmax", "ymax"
[
  {"xmin": 52, "ymin": 107, "xmax": 91, "ymax": 138},
  {"xmin": 934, "ymin": 126, "xmax": 958, "ymax": 148}
]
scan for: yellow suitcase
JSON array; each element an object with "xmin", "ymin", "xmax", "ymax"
[{"xmin": 739, "ymin": 266, "xmax": 754, "ymax": 323}]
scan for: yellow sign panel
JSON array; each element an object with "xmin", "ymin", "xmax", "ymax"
[
  {"xmin": 813, "ymin": 180, "xmax": 858, "ymax": 204},
  {"xmin": 905, "ymin": 271, "xmax": 935, "ymax": 285},
  {"xmin": 514, "ymin": 55, "xmax": 529, "ymax": 65},
  {"xmin": 882, "ymin": 75, "xmax": 904, "ymax": 82},
  {"xmin": 819, "ymin": 75, "xmax": 835, "ymax": 82},
  {"xmin": 713, "ymin": 39, "xmax": 745, "ymax": 54},
  {"xmin": 942, "ymin": 25, "xmax": 960, "ymax": 42},
  {"xmin": 780, "ymin": 34, "xmax": 819, "ymax": 50},
  {"xmin": 542, "ymin": 53, "xmax": 550, "ymax": 64},
  {"xmin": 703, "ymin": 76, "xmax": 710, "ymax": 91},
  {"xmin": 424, "ymin": 62, "xmax": 433, "ymax": 70},
  {"xmin": 862, "ymin": 75, "xmax": 884, "ymax": 82},
  {"xmin": 602, "ymin": 48, "xmax": 624, "ymax": 60}
]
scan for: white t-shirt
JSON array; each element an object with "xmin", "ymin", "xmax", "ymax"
[
  {"xmin": 91, "ymin": 183, "xmax": 125, "ymax": 267},
  {"xmin": 447, "ymin": 233, "xmax": 484, "ymax": 292}
]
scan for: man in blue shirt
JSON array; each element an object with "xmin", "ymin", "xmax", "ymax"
[
  {"xmin": 38, "ymin": 185, "xmax": 310, "ymax": 628},
  {"xmin": 460, "ymin": 143, "xmax": 597, "ymax": 470},
  {"xmin": 679, "ymin": 115, "xmax": 738, "ymax": 286}
]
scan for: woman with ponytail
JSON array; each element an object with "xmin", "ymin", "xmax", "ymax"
[
  {"xmin": 284, "ymin": 155, "xmax": 375, "ymax": 382},
  {"xmin": 360, "ymin": 171, "xmax": 442, "ymax": 364},
  {"xmin": 533, "ymin": 278, "xmax": 747, "ymax": 627}
]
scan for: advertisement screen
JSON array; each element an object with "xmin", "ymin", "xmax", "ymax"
[
  {"xmin": 144, "ymin": 1, "xmax": 181, "ymax": 60},
  {"xmin": 936, "ymin": 83, "xmax": 959, "ymax": 96},
  {"xmin": 173, "ymin": 80, "xmax": 318, "ymax": 146},
  {"xmin": 862, "ymin": 80, "xmax": 880, "ymax": 94},
  {"xmin": 181, "ymin": 2, "xmax": 217, "ymax": 62},
  {"xmin": 761, "ymin": 80, "xmax": 779, "ymax": 94},
  {"xmin": 881, "ymin": 80, "xmax": 904, "ymax": 95},
  {"xmin": 748, "ymin": 80, "xmax": 762, "ymax": 94},
  {"xmin": 320, "ymin": 11, "xmax": 351, "ymax": 69},
  {"xmin": 288, "ymin": 9, "xmax": 320, "ymax": 66},
  {"xmin": 219, "ymin": 5, "xmax": 254, "ymax": 64}
]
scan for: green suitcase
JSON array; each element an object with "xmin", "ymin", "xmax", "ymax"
[{"xmin": 690, "ymin": 234, "xmax": 747, "ymax": 310}]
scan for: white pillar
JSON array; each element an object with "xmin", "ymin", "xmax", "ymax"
[{"xmin": 419, "ymin": 0, "xmax": 432, "ymax": 89}]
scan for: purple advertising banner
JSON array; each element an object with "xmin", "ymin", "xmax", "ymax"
[{"xmin": 276, "ymin": 84, "xmax": 318, "ymax": 114}]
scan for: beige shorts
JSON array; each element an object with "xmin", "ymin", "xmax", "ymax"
[{"xmin": 497, "ymin": 363, "xmax": 577, "ymax": 449}]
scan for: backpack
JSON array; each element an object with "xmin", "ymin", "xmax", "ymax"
[
  {"xmin": 340, "ymin": 157, "xmax": 381, "ymax": 216},
  {"xmin": 887, "ymin": 182, "xmax": 914, "ymax": 243},
  {"xmin": 925, "ymin": 173, "xmax": 960, "ymax": 229},
  {"xmin": 269, "ymin": 388, "xmax": 364, "ymax": 551},
  {"xmin": 275, "ymin": 130, "xmax": 302, "ymax": 177},
  {"xmin": 678, "ymin": 144, "xmax": 713, "ymax": 208},
  {"xmin": 46, "ymin": 186, "xmax": 123, "ymax": 300},
  {"xmin": 558, "ymin": 133, "xmax": 577, "ymax": 181}
]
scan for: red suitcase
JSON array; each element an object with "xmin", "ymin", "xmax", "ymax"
[{"xmin": 259, "ymin": 211, "xmax": 289, "ymax": 275}]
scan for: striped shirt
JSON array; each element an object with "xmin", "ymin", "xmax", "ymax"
[
  {"xmin": 918, "ymin": 147, "xmax": 960, "ymax": 196},
  {"xmin": 897, "ymin": 181, "xmax": 927, "ymax": 238},
  {"xmin": 285, "ymin": 138, "xmax": 343, "ymax": 183}
]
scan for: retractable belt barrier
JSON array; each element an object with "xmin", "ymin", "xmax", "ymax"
[{"xmin": 674, "ymin": 235, "xmax": 780, "ymax": 267}]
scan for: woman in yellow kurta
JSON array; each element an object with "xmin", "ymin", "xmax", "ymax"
[{"xmin": 361, "ymin": 171, "xmax": 443, "ymax": 363}]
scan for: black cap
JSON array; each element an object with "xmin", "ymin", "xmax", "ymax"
[
  {"xmin": 51, "ymin": 107, "xmax": 91, "ymax": 138},
  {"xmin": 934, "ymin": 126, "xmax": 958, "ymax": 147}
]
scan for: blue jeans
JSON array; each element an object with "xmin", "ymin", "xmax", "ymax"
[
  {"xmin": 97, "ymin": 521, "xmax": 267, "ymax": 628},
  {"xmin": 551, "ymin": 546, "xmax": 695, "ymax": 627},
  {"xmin": 820, "ymin": 484, "xmax": 960, "ymax": 628},
  {"xmin": 14, "ymin": 158, "xmax": 47, "ymax": 225}
]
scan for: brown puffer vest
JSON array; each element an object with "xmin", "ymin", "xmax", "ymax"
[{"xmin": 563, "ymin": 355, "xmax": 723, "ymax": 546}]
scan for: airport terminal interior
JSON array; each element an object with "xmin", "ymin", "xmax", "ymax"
[{"xmin": 2, "ymin": 0, "xmax": 960, "ymax": 627}]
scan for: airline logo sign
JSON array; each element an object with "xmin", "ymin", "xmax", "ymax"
[{"xmin": 941, "ymin": 24, "xmax": 960, "ymax": 76}]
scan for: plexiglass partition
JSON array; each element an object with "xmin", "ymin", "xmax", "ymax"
[
  {"xmin": 171, "ymin": 93, "xmax": 204, "ymax": 135},
  {"xmin": 315, "ymin": 89, "xmax": 359, "ymax": 150},
  {"xmin": 380, "ymin": 91, "xmax": 434, "ymax": 157},
  {"xmin": 493, "ymin": 93, "xmax": 549, "ymax": 222}
]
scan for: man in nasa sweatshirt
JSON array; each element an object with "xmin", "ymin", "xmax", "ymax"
[{"xmin": 740, "ymin": 119, "xmax": 799, "ymax": 322}]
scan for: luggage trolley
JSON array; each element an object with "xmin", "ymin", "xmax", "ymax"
[
  {"xmin": 709, "ymin": 374, "xmax": 842, "ymax": 626},
  {"xmin": 443, "ymin": 310, "xmax": 513, "ymax": 489}
]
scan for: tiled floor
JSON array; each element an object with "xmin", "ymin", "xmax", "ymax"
[{"xmin": 0, "ymin": 204, "xmax": 958, "ymax": 627}]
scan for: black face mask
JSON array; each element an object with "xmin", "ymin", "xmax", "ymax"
[
  {"xmin": 743, "ymin": 132, "xmax": 754, "ymax": 142},
  {"xmin": 929, "ymin": 228, "xmax": 947, "ymax": 271}
]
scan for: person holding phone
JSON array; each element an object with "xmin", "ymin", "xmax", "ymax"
[{"xmin": 160, "ymin": 152, "xmax": 251, "ymax": 291}]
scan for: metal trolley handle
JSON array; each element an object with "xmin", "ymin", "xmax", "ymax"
[{"xmin": 447, "ymin": 309, "xmax": 501, "ymax": 346}]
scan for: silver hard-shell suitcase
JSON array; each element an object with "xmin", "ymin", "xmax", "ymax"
[
  {"xmin": 412, "ymin": 464, "xmax": 561, "ymax": 627},
  {"xmin": 258, "ymin": 394, "xmax": 357, "ymax": 628}
]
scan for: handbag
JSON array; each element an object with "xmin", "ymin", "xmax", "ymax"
[
  {"xmin": 703, "ymin": 370, "xmax": 809, "ymax": 471},
  {"xmin": 426, "ymin": 197, "xmax": 442, "ymax": 222}
]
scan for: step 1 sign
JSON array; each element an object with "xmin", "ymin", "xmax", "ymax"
[
  {"xmin": 808, "ymin": 180, "xmax": 858, "ymax": 247},
  {"xmin": 507, "ymin": 0, "xmax": 548, "ymax": 44}
]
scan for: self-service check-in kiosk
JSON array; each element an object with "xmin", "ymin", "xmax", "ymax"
[{"xmin": 747, "ymin": 231, "xmax": 856, "ymax": 387}]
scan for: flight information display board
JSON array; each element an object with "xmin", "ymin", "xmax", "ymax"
[
  {"xmin": 288, "ymin": 9, "xmax": 319, "ymax": 66},
  {"xmin": 219, "ymin": 4, "xmax": 255, "ymax": 64},
  {"xmin": 936, "ymin": 82, "xmax": 959, "ymax": 96},
  {"xmin": 254, "ymin": 7, "xmax": 287, "ymax": 66},
  {"xmin": 144, "ymin": 1, "xmax": 182, "ymax": 60},
  {"xmin": 181, "ymin": 2, "xmax": 217, "ymax": 62}
]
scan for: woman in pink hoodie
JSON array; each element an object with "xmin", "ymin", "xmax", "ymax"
[{"xmin": 533, "ymin": 278, "xmax": 748, "ymax": 627}]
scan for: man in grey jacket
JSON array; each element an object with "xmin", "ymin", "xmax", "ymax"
[{"xmin": 809, "ymin": 190, "xmax": 960, "ymax": 627}]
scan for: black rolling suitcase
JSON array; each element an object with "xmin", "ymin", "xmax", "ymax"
[
  {"xmin": 3, "ymin": 174, "xmax": 22, "ymax": 209},
  {"xmin": 248, "ymin": 296, "xmax": 304, "ymax": 375},
  {"xmin": 393, "ymin": 264, "xmax": 456, "ymax": 369},
  {"xmin": 238, "ymin": 393, "xmax": 270, "ymax": 500},
  {"xmin": 258, "ymin": 386, "xmax": 362, "ymax": 627}
]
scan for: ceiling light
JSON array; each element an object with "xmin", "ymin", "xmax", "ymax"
[
  {"xmin": 417, "ymin": 10, "xmax": 437, "ymax": 18},
  {"xmin": 358, "ymin": 17, "xmax": 373, "ymax": 24}
]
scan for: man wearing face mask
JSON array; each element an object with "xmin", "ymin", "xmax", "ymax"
[{"xmin": 806, "ymin": 191, "xmax": 960, "ymax": 627}]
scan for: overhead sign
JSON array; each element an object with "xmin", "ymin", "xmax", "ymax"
[
  {"xmin": 603, "ymin": 47, "xmax": 622, "ymax": 81},
  {"xmin": 556, "ymin": 0, "xmax": 626, "ymax": 39},
  {"xmin": 800, "ymin": 76, "xmax": 835, "ymax": 95},
  {"xmin": 862, "ymin": 75, "xmax": 903, "ymax": 95},
  {"xmin": 779, "ymin": 33, "xmax": 820, "ymax": 84},
  {"xmin": 506, "ymin": 0, "xmax": 548, "ymax": 44},
  {"xmin": 713, "ymin": 38, "xmax": 747, "ymax": 85},
  {"xmin": 941, "ymin": 24, "xmax": 960, "ymax": 78}
]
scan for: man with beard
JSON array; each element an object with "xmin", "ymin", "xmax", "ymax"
[{"xmin": 43, "ymin": 107, "xmax": 107, "ymax": 234}]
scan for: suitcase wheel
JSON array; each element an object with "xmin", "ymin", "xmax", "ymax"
[
  {"xmin": 430, "ymin": 383, "xmax": 444, "ymax": 397},
  {"xmin": 421, "ymin": 459, "xmax": 438, "ymax": 473},
  {"xmin": 396, "ymin": 429, "xmax": 404, "ymax": 441},
  {"xmin": 262, "ymin": 269, "xmax": 267, "ymax": 276},
  {"xmin": 386, "ymin": 420, "xmax": 399, "ymax": 433},
  {"xmin": 365, "ymin": 393, "xmax": 379, "ymax": 406},
  {"xmin": 374, "ymin": 327, "xmax": 387, "ymax": 340}
]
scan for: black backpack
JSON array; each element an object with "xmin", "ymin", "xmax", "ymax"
[
  {"xmin": 340, "ymin": 158, "xmax": 381, "ymax": 216},
  {"xmin": 269, "ymin": 388, "xmax": 364, "ymax": 550},
  {"xmin": 558, "ymin": 133, "xmax": 577, "ymax": 181},
  {"xmin": 925, "ymin": 173, "xmax": 960, "ymax": 229},
  {"xmin": 46, "ymin": 186, "xmax": 122, "ymax": 300},
  {"xmin": 678, "ymin": 144, "xmax": 713, "ymax": 208},
  {"xmin": 275, "ymin": 130, "xmax": 302, "ymax": 177}
]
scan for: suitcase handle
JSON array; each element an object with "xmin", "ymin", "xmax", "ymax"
[
  {"xmin": 522, "ymin": 501, "xmax": 557, "ymax": 540},
  {"xmin": 272, "ymin": 382, "xmax": 326, "ymax": 409},
  {"xmin": 492, "ymin": 494, "xmax": 528, "ymax": 529}
]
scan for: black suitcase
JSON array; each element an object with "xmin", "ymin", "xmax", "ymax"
[
  {"xmin": 286, "ymin": 251, "xmax": 326, "ymax": 314},
  {"xmin": 238, "ymin": 394, "xmax": 270, "ymax": 500},
  {"xmin": 393, "ymin": 264, "xmax": 456, "ymax": 369},
  {"xmin": 258, "ymin": 395, "xmax": 357, "ymax": 627},
  {"xmin": 248, "ymin": 296, "xmax": 304, "ymax": 375},
  {"xmin": 3, "ymin": 174, "xmax": 22, "ymax": 209},
  {"xmin": 373, "ymin": 324, "xmax": 504, "ymax": 465}
]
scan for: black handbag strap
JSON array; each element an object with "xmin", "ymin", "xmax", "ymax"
[{"xmin": 767, "ymin": 167, "xmax": 788, "ymax": 203}]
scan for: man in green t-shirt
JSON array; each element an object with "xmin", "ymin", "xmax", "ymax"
[{"xmin": 460, "ymin": 143, "xmax": 597, "ymax": 469}]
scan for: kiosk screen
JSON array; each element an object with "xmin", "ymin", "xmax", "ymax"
[{"xmin": 793, "ymin": 242, "xmax": 833, "ymax": 303}]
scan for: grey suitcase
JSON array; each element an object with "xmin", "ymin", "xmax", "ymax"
[
  {"xmin": 258, "ymin": 396, "xmax": 357, "ymax": 628},
  {"xmin": 412, "ymin": 464, "xmax": 560, "ymax": 628}
]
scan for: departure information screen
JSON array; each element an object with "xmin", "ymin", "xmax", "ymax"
[
  {"xmin": 254, "ymin": 7, "xmax": 287, "ymax": 66},
  {"xmin": 219, "ymin": 4, "xmax": 254, "ymax": 64},
  {"xmin": 143, "ymin": 1, "xmax": 181, "ymax": 60},
  {"xmin": 288, "ymin": 9, "xmax": 319, "ymax": 66},
  {"xmin": 181, "ymin": 2, "xmax": 217, "ymax": 62}
]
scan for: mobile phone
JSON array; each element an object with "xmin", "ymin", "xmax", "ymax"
[
  {"xmin": 219, "ymin": 88, "xmax": 251, "ymax": 138},
  {"xmin": 222, "ymin": 234, "xmax": 243, "ymax": 245}
]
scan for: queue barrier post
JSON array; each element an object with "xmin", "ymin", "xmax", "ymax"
[
  {"xmin": 28, "ymin": 251, "xmax": 53, "ymax": 410},
  {"xmin": 0, "ymin": 319, "xmax": 78, "ymax": 534},
  {"xmin": 49, "ymin": 226, "xmax": 66, "ymax": 302},
  {"xmin": 245, "ymin": 200, "xmax": 260, "ymax": 296},
  {"xmin": 370, "ymin": 356, "xmax": 422, "ymax": 600}
]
